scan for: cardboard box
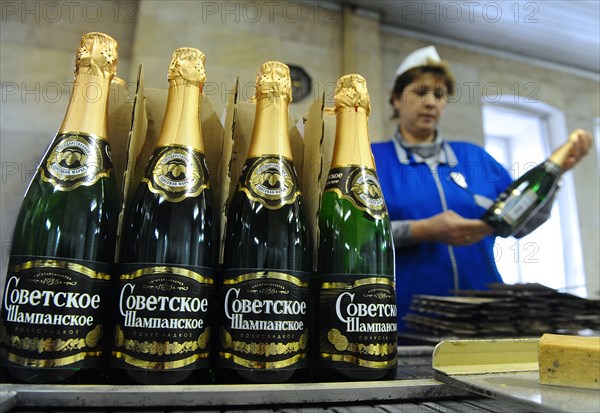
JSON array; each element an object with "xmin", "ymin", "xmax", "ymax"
[
  {"xmin": 301, "ymin": 95, "xmax": 337, "ymax": 260},
  {"xmin": 113, "ymin": 65, "xmax": 224, "ymax": 261},
  {"xmin": 113, "ymin": 65, "xmax": 334, "ymax": 267}
]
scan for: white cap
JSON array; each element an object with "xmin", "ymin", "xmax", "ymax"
[{"xmin": 394, "ymin": 45, "xmax": 441, "ymax": 78}]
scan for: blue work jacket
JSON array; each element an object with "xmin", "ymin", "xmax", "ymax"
[{"xmin": 371, "ymin": 139, "xmax": 513, "ymax": 332}]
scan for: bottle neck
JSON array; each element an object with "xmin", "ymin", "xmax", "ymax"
[
  {"xmin": 155, "ymin": 82, "xmax": 203, "ymax": 151},
  {"xmin": 547, "ymin": 140, "xmax": 575, "ymax": 174},
  {"xmin": 59, "ymin": 71, "xmax": 112, "ymax": 140},
  {"xmin": 247, "ymin": 95, "xmax": 291, "ymax": 159},
  {"xmin": 542, "ymin": 159, "xmax": 563, "ymax": 176},
  {"xmin": 331, "ymin": 107, "xmax": 374, "ymax": 169}
]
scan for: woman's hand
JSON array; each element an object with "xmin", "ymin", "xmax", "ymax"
[
  {"xmin": 551, "ymin": 128, "xmax": 593, "ymax": 171},
  {"xmin": 411, "ymin": 210, "xmax": 494, "ymax": 246}
]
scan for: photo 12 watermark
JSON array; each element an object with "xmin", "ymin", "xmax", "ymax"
[
  {"xmin": 1, "ymin": 1, "xmax": 138, "ymax": 24},
  {"xmin": 493, "ymin": 240, "xmax": 540, "ymax": 264},
  {"xmin": 1, "ymin": 80, "xmax": 138, "ymax": 105},
  {"xmin": 397, "ymin": 1, "xmax": 540, "ymax": 25},
  {"xmin": 196, "ymin": 1, "xmax": 339, "ymax": 24},
  {"xmin": 1, "ymin": 162, "xmax": 38, "ymax": 185}
]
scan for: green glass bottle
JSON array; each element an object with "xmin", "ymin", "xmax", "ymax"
[
  {"xmin": 481, "ymin": 137, "xmax": 575, "ymax": 237},
  {"xmin": 217, "ymin": 61, "xmax": 312, "ymax": 384},
  {"xmin": 315, "ymin": 74, "xmax": 397, "ymax": 381},
  {"xmin": 111, "ymin": 48, "xmax": 216, "ymax": 385},
  {"xmin": 0, "ymin": 32, "xmax": 120, "ymax": 384}
]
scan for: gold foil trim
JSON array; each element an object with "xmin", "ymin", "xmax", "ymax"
[
  {"xmin": 119, "ymin": 266, "xmax": 213, "ymax": 284},
  {"xmin": 111, "ymin": 76, "xmax": 126, "ymax": 87},
  {"xmin": 325, "ymin": 187, "xmax": 388, "ymax": 220},
  {"xmin": 9, "ymin": 260, "xmax": 111, "ymax": 280},
  {"xmin": 168, "ymin": 47, "xmax": 206, "ymax": 87},
  {"xmin": 223, "ymin": 271, "xmax": 308, "ymax": 287},
  {"xmin": 239, "ymin": 156, "xmax": 301, "ymax": 210},
  {"xmin": 328, "ymin": 328, "xmax": 349, "ymax": 351},
  {"xmin": 324, "ymin": 106, "xmax": 336, "ymax": 116},
  {"xmin": 117, "ymin": 331, "xmax": 210, "ymax": 355},
  {"xmin": 335, "ymin": 106, "xmax": 369, "ymax": 115},
  {"xmin": 40, "ymin": 132, "xmax": 112, "ymax": 192},
  {"xmin": 219, "ymin": 351, "xmax": 306, "ymax": 369},
  {"xmin": 112, "ymin": 351, "xmax": 207, "ymax": 370},
  {"xmin": 239, "ymin": 188, "xmax": 300, "ymax": 211},
  {"xmin": 334, "ymin": 74, "xmax": 371, "ymax": 115},
  {"xmin": 320, "ymin": 352, "xmax": 397, "ymax": 369},
  {"xmin": 320, "ymin": 277, "xmax": 395, "ymax": 289},
  {"xmin": 221, "ymin": 330, "xmax": 308, "ymax": 351},
  {"xmin": 59, "ymin": 130, "xmax": 107, "ymax": 142},
  {"xmin": 0, "ymin": 348, "xmax": 102, "ymax": 368},
  {"xmin": 254, "ymin": 61, "xmax": 292, "ymax": 102},
  {"xmin": 346, "ymin": 341, "xmax": 397, "ymax": 357},
  {"xmin": 76, "ymin": 32, "xmax": 118, "ymax": 78},
  {"xmin": 141, "ymin": 145, "xmax": 209, "ymax": 202},
  {"xmin": 143, "ymin": 180, "xmax": 209, "ymax": 204},
  {"xmin": 4, "ymin": 324, "xmax": 102, "ymax": 352}
]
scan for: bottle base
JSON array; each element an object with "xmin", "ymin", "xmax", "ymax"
[
  {"xmin": 1, "ymin": 365, "xmax": 106, "ymax": 384},
  {"xmin": 216, "ymin": 367, "xmax": 310, "ymax": 384},
  {"xmin": 314, "ymin": 365, "xmax": 397, "ymax": 382},
  {"xmin": 110, "ymin": 367, "xmax": 214, "ymax": 385}
]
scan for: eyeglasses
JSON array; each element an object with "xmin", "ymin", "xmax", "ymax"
[{"xmin": 405, "ymin": 84, "xmax": 449, "ymax": 101}]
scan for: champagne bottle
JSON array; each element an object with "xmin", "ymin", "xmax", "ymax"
[
  {"xmin": 481, "ymin": 136, "xmax": 575, "ymax": 237},
  {"xmin": 0, "ymin": 32, "xmax": 120, "ymax": 384},
  {"xmin": 111, "ymin": 48, "xmax": 216, "ymax": 385},
  {"xmin": 315, "ymin": 74, "xmax": 397, "ymax": 381},
  {"xmin": 217, "ymin": 61, "xmax": 312, "ymax": 384}
]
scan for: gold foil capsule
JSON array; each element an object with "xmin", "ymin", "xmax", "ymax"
[
  {"xmin": 254, "ymin": 61, "xmax": 292, "ymax": 102},
  {"xmin": 76, "ymin": 32, "xmax": 118, "ymax": 77},
  {"xmin": 334, "ymin": 74, "xmax": 371, "ymax": 115},
  {"xmin": 168, "ymin": 47, "xmax": 207, "ymax": 87}
]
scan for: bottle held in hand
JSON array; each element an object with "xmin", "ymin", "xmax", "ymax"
[{"xmin": 481, "ymin": 135, "xmax": 578, "ymax": 237}]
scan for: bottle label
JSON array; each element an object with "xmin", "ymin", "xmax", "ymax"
[
  {"xmin": 40, "ymin": 132, "xmax": 112, "ymax": 191},
  {"xmin": 239, "ymin": 156, "xmax": 300, "ymax": 210},
  {"xmin": 318, "ymin": 274, "xmax": 397, "ymax": 370},
  {"xmin": 111, "ymin": 264, "xmax": 215, "ymax": 371},
  {"xmin": 0, "ymin": 256, "xmax": 112, "ymax": 369},
  {"xmin": 502, "ymin": 185, "xmax": 539, "ymax": 226},
  {"xmin": 325, "ymin": 166, "xmax": 388, "ymax": 219},
  {"xmin": 142, "ymin": 145, "xmax": 210, "ymax": 203},
  {"xmin": 217, "ymin": 269, "xmax": 310, "ymax": 371}
]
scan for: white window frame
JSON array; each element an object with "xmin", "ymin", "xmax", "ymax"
[{"xmin": 482, "ymin": 97, "xmax": 586, "ymax": 296}]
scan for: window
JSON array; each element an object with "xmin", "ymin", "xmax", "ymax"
[{"xmin": 482, "ymin": 102, "xmax": 586, "ymax": 297}]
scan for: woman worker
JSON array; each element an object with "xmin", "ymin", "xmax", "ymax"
[{"xmin": 371, "ymin": 45, "xmax": 592, "ymax": 333}]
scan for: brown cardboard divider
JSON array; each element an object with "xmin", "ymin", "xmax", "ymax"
[
  {"xmin": 112, "ymin": 63, "xmax": 335, "ymax": 271},
  {"xmin": 219, "ymin": 76, "xmax": 320, "ymax": 266},
  {"xmin": 112, "ymin": 64, "xmax": 146, "ymax": 260},
  {"xmin": 301, "ymin": 96, "xmax": 337, "ymax": 266},
  {"xmin": 113, "ymin": 64, "xmax": 225, "ymax": 260}
]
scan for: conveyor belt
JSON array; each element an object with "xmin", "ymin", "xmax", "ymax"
[{"xmin": 0, "ymin": 346, "xmax": 529, "ymax": 413}]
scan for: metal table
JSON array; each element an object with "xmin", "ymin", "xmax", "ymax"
[{"xmin": 0, "ymin": 346, "xmax": 531, "ymax": 412}]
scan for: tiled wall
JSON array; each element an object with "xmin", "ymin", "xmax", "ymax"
[{"xmin": 1, "ymin": 0, "xmax": 598, "ymax": 297}]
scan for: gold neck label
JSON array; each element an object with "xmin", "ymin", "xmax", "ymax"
[
  {"xmin": 239, "ymin": 156, "xmax": 300, "ymax": 210},
  {"xmin": 40, "ymin": 132, "xmax": 112, "ymax": 191},
  {"xmin": 325, "ymin": 166, "xmax": 387, "ymax": 219},
  {"xmin": 142, "ymin": 145, "xmax": 209, "ymax": 203}
]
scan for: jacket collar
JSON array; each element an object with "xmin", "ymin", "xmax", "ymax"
[{"xmin": 392, "ymin": 129, "xmax": 458, "ymax": 167}]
